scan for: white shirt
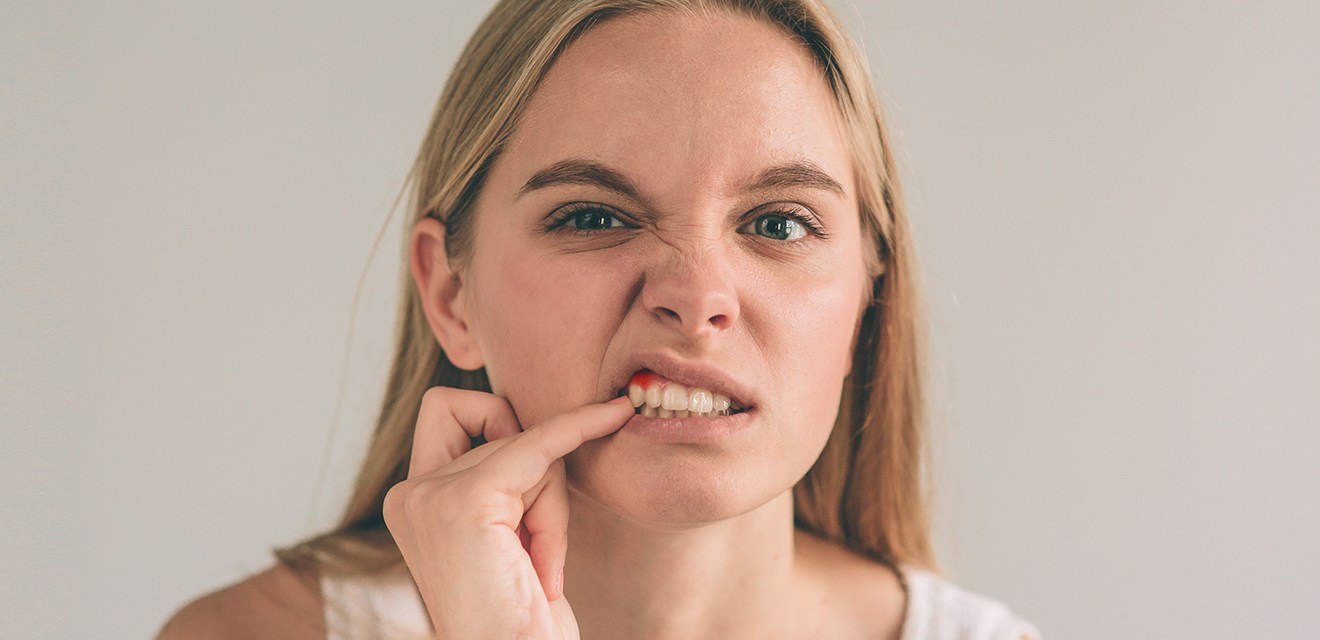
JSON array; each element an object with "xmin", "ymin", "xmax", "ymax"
[{"xmin": 319, "ymin": 561, "xmax": 1042, "ymax": 639}]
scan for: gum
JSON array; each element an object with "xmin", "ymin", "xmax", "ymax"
[{"xmin": 628, "ymin": 370, "xmax": 666, "ymax": 390}]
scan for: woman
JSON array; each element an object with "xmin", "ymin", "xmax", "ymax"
[{"xmin": 160, "ymin": 0, "xmax": 1041, "ymax": 638}]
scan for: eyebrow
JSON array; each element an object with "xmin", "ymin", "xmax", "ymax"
[{"xmin": 515, "ymin": 157, "xmax": 846, "ymax": 202}]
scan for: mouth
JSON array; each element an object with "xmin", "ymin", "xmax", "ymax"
[{"xmin": 616, "ymin": 369, "xmax": 752, "ymax": 419}]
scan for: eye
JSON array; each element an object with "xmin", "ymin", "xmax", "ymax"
[
  {"xmin": 547, "ymin": 204, "xmax": 630, "ymax": 235},
  {"xmin": 738, "ymin": 208, "xmax": 826, "ymax": 242},
  {"xmin": 545, "ymin": 203, "xmax": 828, "ymax": 243}
]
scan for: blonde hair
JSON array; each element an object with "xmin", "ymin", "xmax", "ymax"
[{"xmin": 277, "ymin": 0, "xmax": 939, "ymax": 586}]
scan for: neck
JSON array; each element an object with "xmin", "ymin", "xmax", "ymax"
[{"xmin": 563, "ymin": 488, "xmax": 815, "ymax": 639}]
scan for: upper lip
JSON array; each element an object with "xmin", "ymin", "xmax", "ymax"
[{"xmin": 614, "ymin": 352, "xmax": 757, "ymax": 410}]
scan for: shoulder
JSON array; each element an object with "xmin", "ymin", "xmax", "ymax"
[
  {"xmin": 899, "ymin": 565, "xmax": 1043, "ymax": 640},
  {"xmin": 155, "ymin": 561, "xmax": 325, "ymax": 640}
]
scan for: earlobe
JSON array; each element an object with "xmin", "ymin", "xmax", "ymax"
[{"xmin": 409, "ymin": 217, "xmax": 485, "ymax": 371}]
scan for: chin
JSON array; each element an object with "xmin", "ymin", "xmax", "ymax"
[{"xmin": 564, "ymin": 444, "xmax": 785, "ymax": 529}]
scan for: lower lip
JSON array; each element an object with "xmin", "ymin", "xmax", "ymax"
[{"xmin": 618, "ymin": 408, "xmax": 756, "ymax": 443}]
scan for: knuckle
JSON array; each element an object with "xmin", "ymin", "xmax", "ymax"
[
  {"xmin": 381, "ymin": 481, "xmax": 414, "ymax": 524},
  {"xmin": 420, "ymin": 385, "xmax": 453, "ymax": 407},
  {"xmin": 387, "ymin": 479, "xmax": 473, "ymax": 529},
  {"xmin": 383, "ymin": 479, "xmax": 442, "ymax": 520}
]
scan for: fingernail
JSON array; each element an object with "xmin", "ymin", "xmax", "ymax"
[{"xmin": 555, "ymin": 569, "xmax": 564, "ymax": 596}]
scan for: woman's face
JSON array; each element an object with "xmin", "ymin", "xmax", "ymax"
[{"xmin": 443, "ymin": 11, "xmax": 869, "ymax": 526}]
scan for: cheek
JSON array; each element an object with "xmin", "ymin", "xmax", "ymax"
[
  {"xmin": 474, "ymin": 250, "xmax": 623, "ymax": 419},
  {"xmin": 758, "ymin": 262, "xmax": 863, "ymax": 410}
]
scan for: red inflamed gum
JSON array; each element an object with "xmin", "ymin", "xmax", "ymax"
[{"xmin": 629, "ymin": 370, "xmax": 666, "ymax": 392}]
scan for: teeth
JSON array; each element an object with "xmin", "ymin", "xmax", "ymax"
[
  {"xmin": 688, "ymin": 388, "xmax": 712, "ymax": 414},
  {"xmin": 713, "ymin": 394, "xmax": 731, "ymax": 412},
  {"xmin": 625, "ymin": 379, "xmax": 743, "ymax": 418},
  {"xmin": 661, "ymin": 384, "xmax": 687, "ymax": 410}
]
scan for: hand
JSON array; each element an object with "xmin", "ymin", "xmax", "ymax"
[{"xmin": 382, "ymin": 387, "xmax": 634, "ymax": 640}]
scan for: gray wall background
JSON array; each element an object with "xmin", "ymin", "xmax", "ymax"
[{"xmin": 4, "ymin": 1, "xmax": 1317, "ymax": 638}]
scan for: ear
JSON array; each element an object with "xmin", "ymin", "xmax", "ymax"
[{"xmin": 410, "ymin": 217, "xmax": 485, "ymax": 371}]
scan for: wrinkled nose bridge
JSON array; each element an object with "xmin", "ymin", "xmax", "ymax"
[{"xmin": 640, "ymin": 237, "xmax": 739, "ymax": 334}]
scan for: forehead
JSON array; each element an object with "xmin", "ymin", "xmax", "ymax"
[{"xmin": 497, "ymin": 10, "xmax": 854, "ymax": 204}]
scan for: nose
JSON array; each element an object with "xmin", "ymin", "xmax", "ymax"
[{"xmin": 640, "ymin": 241, "xmax": 740, "ymax": 337}]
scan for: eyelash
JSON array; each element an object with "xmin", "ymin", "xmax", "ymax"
[{"xmin": 545, "ymin": 203, "xmax": 830, "ymax": 242}]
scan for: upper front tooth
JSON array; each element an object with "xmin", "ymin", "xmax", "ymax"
[
  {"xmin": 645, "ymin": 383, "xmax": 663, "ymax": 408},
  {"xmin": 627, "ymin": 384, "xmax": 645, "ymax": 408},
  {"xmin": 688, "ymin": 387, "xmax": 712, "ymax": 414},
  {"xmin": 661, "ymin": 383, "xmax": 688, "ymax": 410}
]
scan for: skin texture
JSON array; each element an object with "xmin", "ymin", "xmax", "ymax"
[{"xmin": 414, "ymin": 10, "xmax": 900, "ymax": 639}]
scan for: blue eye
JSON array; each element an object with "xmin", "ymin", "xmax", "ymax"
[
  {"xmin": 738, "ymin": 208, "xmax": 827, "ymax": 242},
  {"xmin": 746, "ymin": 214, "xmax": 805, "ymax": 241}
]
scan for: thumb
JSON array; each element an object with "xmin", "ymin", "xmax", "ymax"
[{"xmin": 523, "ymin": 458, "xmax": 571, "ymax": 601}]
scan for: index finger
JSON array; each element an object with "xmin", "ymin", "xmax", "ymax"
[
  {"xmin": 408, "ymin": 387, "xmax": 524, "ymax": 479},
  {"xmin": 472, "ymin": 395, "xmax": 634, "ymax": 497}
]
